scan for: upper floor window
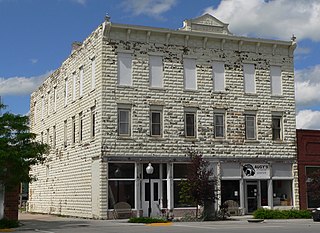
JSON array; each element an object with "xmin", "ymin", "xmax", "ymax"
[
  {"xmin": 79, "ymin": 112, "xmax": 83, "ymax": 143},
  {"xmin": 53, "ymin": 86, "xmax": 57, "ymax": 112},
  {"xmin": 118, "ymin": 108, "xmax": 131, "ymax": 137},
  {"xmin": 72, "ymin": 72, "xmax": 77, "ymax": 101},
  {"xmin": 214, "ymin": 113, "xmax": 225, "ymax": 138},
  {"xmin": 272, "ymin": 115, "xmax": 282, "ymax": 140},
  {"xmin": 52, "ymin": 125, "xmax": 56, "ymax": 149},
  {"xmin": 34, "ymin": 101, "xmax": 37, "ymax": 124},
  {"xmin": 245, "ymin": 114, "xmax": 256, "ymax": 140},
  {"xmin": 91, "ymin": 57, "xmax": 96, "ymax": 90},
  {"xmin": 243, "ymin": 63, "xmax": 256, "ymax": 94},
  {"xmin": 213, "ymin": 61, "xmax": 225, "ymax": 91},
  {"xmin": 184, "ymin": 58, "xmax": 197, "ymax": 90},
  {"xmin": 64, "ymin": 120, "xmax": 67, "ymax": 148},
  {"xmin": 41, "ymin": 96, "xmax": 44, "ymax": 120},
  {"xmin": 64, "ymin": 78, "xmax": 68, "ymax": 106},
  {"xmin": 271, "ymin": 66, "xmax": 282, "ymax": 95},
  {"xmin": 47, "ymin": 91, "xmax": 51, "ymax": 117},
  {"xmin": 118, "ymin": 53, "xmax": 132, "ymax": 86},
  {"xmin": 72, "ymin": 116, "xmax": 76, "ymax": 144},
  {"xmin": 149, "ymin": 55, "xmax": 163, "ymax": 88},
  {"xmin": 79, "ymin": 66, "xmax": 84, "ymax": 97},
  {"xmin": 185, "ymin": 111, "xmax": 196, "ymax": 137},
  {"xmin": 150, "ymin": 108, "xmax": 162, "ymax": 137},
  {"xmin": 91, "ymin": 106, "xmax": 96, "ymax": 139}
]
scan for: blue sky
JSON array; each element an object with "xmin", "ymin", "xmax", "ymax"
[{"xmin": 0, "ymin": 0, "xmax": 320, "ymax": 129}]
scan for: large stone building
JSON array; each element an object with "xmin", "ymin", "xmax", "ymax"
[{"xmin": 29, "ymin": 14, "xmax": 298, "ymax": 219}]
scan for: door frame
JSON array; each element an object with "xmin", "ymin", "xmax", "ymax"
[{"xmin": 245, "ymin": 181, "xmax": 259, "ymax": 214}]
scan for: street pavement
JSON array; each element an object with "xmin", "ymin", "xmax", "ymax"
[{"xmin": 6, "ymin": 212, "xmax": 320, "ymax": 233}]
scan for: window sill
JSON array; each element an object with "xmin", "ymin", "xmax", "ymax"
[
  {"xmin": 149, "ymin": 87, "xmax": 165, "ymax": 91},
  {"xmin": 212, "ymin": 138, "xmax": 227, "ymax": 143},
  {"xmin": 117, "ymin": 136, "xmax": 133, "ymax": 140},
  {"xmin": 149, "ymin": 136, "xmax": 165, "ymax": 141},
  {"xmin": 184, "ymin": 137, "xmax": 198, "ymax": 142},
  {"xmin": 272, "ymin": 140, "xmax": 284, "ymax": 144},
  {"xmin": 271, "ymin": 95, "xmax": 284, "ymax": 98},
  {"xmin": 117, "ymin": 85, "xmax": 133, "ymax": 89},
  {"xmin": 244, "ymin": 93, "xmax": 258, "ymax": 97},
  {"xmin": 244, "ymin": 140, "xmax": 260, "ymax": 143},
  {"xmin": 212, "ymin": 90, "xmax": 227, "ymax": 94},
  {"xmin": 184, "ymin": 89, "xmax": 198, "ymax": 93}
]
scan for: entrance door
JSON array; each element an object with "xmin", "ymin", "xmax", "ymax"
[
  {"xmin": 246, "ymin": 182, "xmax": 258, "ymax": 213},
  {"xmin": 142, "ymin": 180, "xmax": 161, "ymax": 217}
]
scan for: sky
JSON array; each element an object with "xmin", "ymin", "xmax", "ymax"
[{"xmin": 0, "ymin": 0, "xmax": 320, "ymax": 129}]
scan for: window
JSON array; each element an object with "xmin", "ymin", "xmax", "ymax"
[
  {"xmin": 47, "ymin": 91, "xmax": 50, "ymax": 117},
  {"xmin": 149, "ymin": 55, "xmax": 163, "ymax": 88},
  {"xmin": 272, "ymin": 115, "xmax": 282, "ymax": 140},
  {"xmin": 150, "ymin": 110, "xmax": 162, "ymax": 136},
  {"xmin": 273, "ymin": 180, "xmax": 292, "ymax": 206},
  {"xmin": 33, "ymin": 102, "xmax": 37, "ymax": 124},
  {"xmin": 91, "ymin": 107, "xmax": 96, "ymax": 138},
  {"xmin": 53, "ymin": 86, "xmax": 57, "ymax": 112},
  {"xmin": 118, "ymin": 53, "xmax": 132, "ymax": 86},
  {"xmin": 185, "ymin": 111, "xmax": 196, "ymax": 137},
  {"xmin": 213, "ymin": 61, "xmax": 225, "ymax": 91},
  {"xmin": 72, "ymin": 72, "xmax": 76, "ymax": 101},
  {"xmin": 91, "ymin": 57, "xmax": 96, "ymax": 90},
  {"xmin": 72, "ymin": 116, "xmax": 76, "ymax": 144},
  {"xmin": 271, "ymin": 66, "xmax": 282, "ymax": 95},
  {"xmin": 306, "ymin": 167, "xmax": 320, "ymax": 208},
  {"xmin": 64, "ymin": 120, "xmax": 67, "ymax": 148},
  {"xmin": 245, "ymin": 115, "xmax": 256, "ymax": 140},
  {"xmin": 214, "ymin": 113, "xmax": 225, "ymax": 138},
  {"xmin": 79, "ymin": 112, "xmax": 83, "ymax": 143},
  {"xmin": 52, "ymin": 125, "xmax": 56, "ymax": 149},
  {"xmin": 64, "ymin": 78, "xmax": 68, "ymax": 106},
  {"xmin": 184, "ymin": 58, "xmax": 197, "ymax": 90},
  {"xmin": 108, "ymin": 163, "xmax": 135, "ymax": 209},
  {"xmin": 46, "ymin": 128, "xmax": 49, "ymax": 144},
  {"xmin": 41, "ymin": 96, "xmax": 44, "ymax": 120},
  {"xmin": 243, "ymin": 63, "xmax": 256, "ymax": 93},
  {"xmin": 79, "ymin": 66, "xmax": 84, "ymax": 97},
  {"xmin": 118, "ymin": 108, "xmax": 131, "ymax": 136},
  {"xmin": 173, "ymin": 163, "xmax": 195, "ymax": 208}
]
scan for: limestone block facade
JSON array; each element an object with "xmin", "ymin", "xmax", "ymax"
[{"xmin": 29, "ymin": 14, "xmax": 298, "ymax": 219}]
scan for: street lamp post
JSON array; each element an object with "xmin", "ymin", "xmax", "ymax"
[{"xmin": 146, "ymin": 163, "xmax": 154, "ymax": 217}]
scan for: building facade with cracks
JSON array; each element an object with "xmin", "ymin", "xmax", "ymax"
[{"xmin": 29, "ymin": 14, "xmax": 298, "ymax": 219}]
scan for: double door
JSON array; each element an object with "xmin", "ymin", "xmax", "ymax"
[{"xmin": 142, "ymin": 180, "xmax": 161, "ymax": 217}]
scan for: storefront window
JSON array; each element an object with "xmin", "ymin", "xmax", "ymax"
[
  {"xmin": 306, "ymin": 167, "xmax": 320, "ymax": 208},
  {"xmin": 174, "ymin": 180, "xmax": 196, "ymax": 208},
  {"xmin": 108, "ymin": 163, "xmax": 135, "ymax": 209},
  {"xmin": 221, "ymin": 180, "xmax": 240, "ymax": 205},
  {"xmin": 272, "ymin": 180, "xmax": 292, "ymax": 206}
]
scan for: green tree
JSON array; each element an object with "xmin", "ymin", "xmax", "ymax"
[
  {"xmin": 179, "ymin": 149, "xmax": 218, "ymax": 220},
  {"xmin": 0, "ymin": 104, "xmax": 48, "ymax": 189}
]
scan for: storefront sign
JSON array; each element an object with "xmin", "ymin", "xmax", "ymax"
[{"xmin": 242, "ymin": 163, "xmax": 270, "ymax": 179}]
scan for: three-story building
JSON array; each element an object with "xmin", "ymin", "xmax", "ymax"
[{"xmin": 29, "ymin": 14, "xmax": 298, "ymax": 218}]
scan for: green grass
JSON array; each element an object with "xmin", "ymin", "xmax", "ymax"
[
  {"xmin": 253, "ymin": 208, "xmax": 312, "ymax": 219},
  {"xmin": 0, "ymin": 219, "xmax": 20, "ymax": 229},
  {"xmin": 128, "ymin": 217, "xmax": 168, "ymax": 223}
]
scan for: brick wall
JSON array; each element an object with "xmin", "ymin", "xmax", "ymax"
[{"xmin": 4, "ymin": 186, "xmax": 19, "ymax": 220}]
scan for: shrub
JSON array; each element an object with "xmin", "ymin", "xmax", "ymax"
[
  {"xmin": 253, "ymin": 208, "xmax": 312, "ymax": 219},
  {"xmin": 0, "ymin": 219, "xmax": 20, "ymax": 229},
  {"xmin": 128, "ymin": 217, "xmax": 168, "ymax": 224}
]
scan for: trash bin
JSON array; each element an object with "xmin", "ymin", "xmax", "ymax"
[{"xmin": 312, "ymin": 207, "xmax": 320, "ymax": 221}]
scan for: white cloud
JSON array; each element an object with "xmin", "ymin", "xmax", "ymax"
[
  {"xmin": 122, "ymin": 0, "xmax": 177, "ymax": 18},
  {"xmin": 0, "ymin": 71, "xmax": 53, "ymax": 96},
  {"xmin": 295, "ymin": 64, "xmax": 320, "ymax": 107},
  {"xmin": 296, "ymin": 110, "xmax": 320, "ymax": 129},
  {"xmin": 30, "ymin": 58, "xmax": 38, "ymax": 64},
  {"xmin": 204, "ymin": 0, "xmax": 320, "ymax": 41}
]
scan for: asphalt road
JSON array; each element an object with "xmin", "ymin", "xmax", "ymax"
[{"xmin": 12, "ymin": 213, "xmax": 320, "ymax": 233}]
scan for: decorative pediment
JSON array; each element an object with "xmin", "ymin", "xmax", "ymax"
[{"xmin": 180, "ymin": 14, "xmax": 231, "ymax": 35}]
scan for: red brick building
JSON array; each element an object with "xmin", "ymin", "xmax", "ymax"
[{"xmin": 297, "ymin": 129, "xmax": 320, "ymax": 209}]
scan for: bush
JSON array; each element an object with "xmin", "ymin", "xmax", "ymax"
[
  {"xmin": 0, "ymin": 218, "xmax": 20, "ymax": 229},
  {"xmin": 253, "ymin": 208, "xmax": 312, "ymax": 219},
  {"xmin": 128, "ymin": 217, "xmax": 168, "ymax": 224}
]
